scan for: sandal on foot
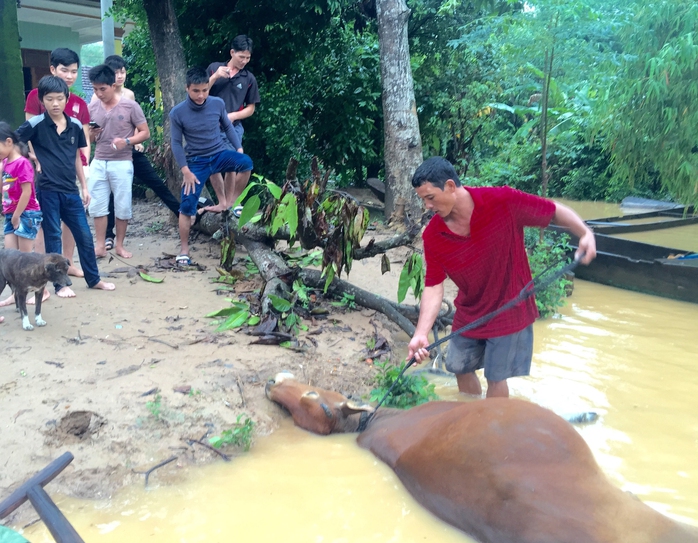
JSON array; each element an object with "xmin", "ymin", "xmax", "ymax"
[
  {"xmin": 105, "ymin": 238, "xmax": 115, "ymax": 251},
  {"xmin": 197, "ymin": 197, "xmax": 214, "ymax": 210},
  {"xmin": 194, "ymin": 209, "xmax": 208, "ymax": 226},
  {"xmin": 176, "ymin": 254, "xmax": 192, "ymax": 267},
  {"xmin": 232, "ymin": 205, "xmax": 244, "ymax": 218}
]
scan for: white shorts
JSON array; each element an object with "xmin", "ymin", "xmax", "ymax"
[{"xmin": 88, "ymin": 159, "xmax": 134, "ymax": 220}]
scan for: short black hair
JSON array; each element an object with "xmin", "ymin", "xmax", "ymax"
[
  {"xmin": 411, "ymin": 157, "xmax": 461, "ymax": 189},
  {"xmin": 186, "ymin": 66, "xmax": 209, "ymax": 87},
  {"xmin": 0, "ymin": 121, "xmax": 18, "ymax": 144},
  {"xmin": 104, "ymin": 54, "xmax": 126, "ymax": 71},
  {"xmin": 230, "ymin": 35, "xmax": 253, "ymax": 53},
  {"xmin": 50, "ymin": 48, "xmax": 80, "ymax": 68},
  {"xmin": 88, "ymin": 64, "xmax": 116, "ymax": 86},
  {"xmin": 38, "ymin": 76, "xmax": 69, "ymax": 101}
]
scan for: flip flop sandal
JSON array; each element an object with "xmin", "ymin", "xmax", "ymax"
[
  {"xmin": 104, "ymin": 238, "xmax": 114, "ymax": 251},
  {"xmin": 197, "ymin": 197, "xmax": 214, "ymax": 210},
  {"xmin": 194, "ymin": 209, "xmax": 208, "ymax": 226},
  {"xmin": 176, "ymin": 254, "xmax": 192, "ymax": 267},
  {"xmin": 232, "ymin": 205, "xmax": 244, "ymax": 218}
]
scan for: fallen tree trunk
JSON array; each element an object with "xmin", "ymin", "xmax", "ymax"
[
  {"xmin": 236, "ymin": 233, "xmax": 292, "ymax": 314},
  {"xmin": 299, "ymin": 269, "xmax": 416, "ymax": 336},
  {"xmin": 233, "ymin": 230, "xmax": 419, "ymax": 336},
  {"xmin": 195, "ymin": 212, "xmax": 422, "ymax": 261}
]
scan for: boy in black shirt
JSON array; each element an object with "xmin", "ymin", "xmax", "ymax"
[
  {"xmin": 205, "ymin": 35, "xmax": 260, "ymax": 216},
  {"xmin": 16, "ymin": 76, "xmax": 115, "ymax": 297}
]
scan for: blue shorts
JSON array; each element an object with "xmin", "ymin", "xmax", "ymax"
[
  {"xmin": 4, "ymin": 210, "xmax": 43, "ymax": 240},
  {"xmin": 444, "ymin": 325, "xmax": 534, "ymax": 382},
  {"xmin": 180, "ymin": 150, "xmax": 253, "ymax": 216}
]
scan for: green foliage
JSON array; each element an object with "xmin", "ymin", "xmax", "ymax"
[
  {"xmin": 524, "ymin": 228, "xmax": 572, "ymax": 318},
  {"xmin": 592, "ymin": 0, "xmax": 698, "ymax": 205},
  {"xmin": 285, "ymin": 248, "xmax": 324, "ymax": 268},
  {"xmin": 397, "ymin": 253, "xmax": 426, "ymax": 303},
  {"xmin": 146, "ymin": 394, "xmax": 163, "ymax": 420},
  {"xmin": 368, "ymin": 360, "xmax": 438, "ymax": 409},
  {"xmin": 330, "ymin": 292, "xmax": 357, "ymax": 310},
  {"xmin": 206, "ymin": 299, "xmax": 259, "ymax": 331},
  {"xmin": 208, "ymin": 414, "xmax": 255, "ymax": 451}
]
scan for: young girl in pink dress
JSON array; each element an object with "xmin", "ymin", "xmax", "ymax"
[
  {"xmin": 1, "ymin": 121, "xmax": 42, "ymax": 252},
  {"xmin": 0, "ymin": 121, "xmax": 44, "ymax": 316}
]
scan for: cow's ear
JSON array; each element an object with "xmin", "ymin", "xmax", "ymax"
[{"xmin": 340, "ymin": 401, "xmax": 374, "ymax": 417}]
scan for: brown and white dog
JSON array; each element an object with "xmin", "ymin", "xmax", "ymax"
[{"xmin": 0, "ymin": 249, "xmax": 70, "ymax": 331}]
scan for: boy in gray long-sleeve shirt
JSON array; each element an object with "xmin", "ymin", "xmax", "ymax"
[{"xmin": 170, "ymin": 66, "xmax": 253, "ymax": 264}]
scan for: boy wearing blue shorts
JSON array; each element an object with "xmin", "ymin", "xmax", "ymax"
[{"xmin": 170, "ymin": 67, "xmax": 253, "ymax": 265}]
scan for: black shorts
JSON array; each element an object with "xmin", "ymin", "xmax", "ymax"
[{"xmin": 444, "ymin": 325, "xmax": 534, "ymax": 382}]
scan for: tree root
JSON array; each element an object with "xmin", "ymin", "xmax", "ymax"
[{"xmin": 299, "ymin": 269, "xmax": 416, "ymax": 336}]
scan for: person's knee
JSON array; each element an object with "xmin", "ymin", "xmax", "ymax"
[
  {"xmin": 179, "ymin": 193, "xmax": 198, "ymax": 217},
  {"xmin": 238, "ymin": 154, "xmax": 253, "ymax": 172}
]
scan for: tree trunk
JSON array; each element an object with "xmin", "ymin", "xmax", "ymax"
[
  {"xmin": 376, "ymin": 0, "xmax": 424, "ymax": 226},
  {"xmin": 0, "ymin": 0, "xmax": 26, "ymax": 128},
  {"xmin": 141, "ymin": 0, "xmax": 187, "ymax": 197}
]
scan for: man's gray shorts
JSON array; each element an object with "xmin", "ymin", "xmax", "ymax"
[{"xmin": 445, "ymin": 325, "xmax": 534, "ymax": 382}]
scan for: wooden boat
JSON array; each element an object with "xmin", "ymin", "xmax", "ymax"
[
  {"xmin": 550, "ymin": 226, "xmax": 698, "ymax": 304},
  {"xmin": 585, "ymin": 205, "xmax": 696, "ymax": 235}
]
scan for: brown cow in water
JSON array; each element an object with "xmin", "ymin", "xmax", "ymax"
[{"xmin": 266, "ymin": 372, "xmax": 698, "ymax": 543}]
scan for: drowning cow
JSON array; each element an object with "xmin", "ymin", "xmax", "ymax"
[{"xmin": 266, "ymin": 372, "xmax": 698, "ymax": 543}]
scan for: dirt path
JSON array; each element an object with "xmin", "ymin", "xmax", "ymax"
[{"xmin": 0, "ymin": 195, "xmax": 414, "ymax": 527}]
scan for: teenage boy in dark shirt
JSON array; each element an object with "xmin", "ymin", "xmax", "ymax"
[
  {"xmin": 24, "ymin": 47, "xmax": 90, "ymax": 281},
  {"xmin": 16, "ymin": 76, "xmax": 115, "ymax": 296},
  {"xmin": 170, "ymin": 67, "xmax": 253, "ymax": 265},
  {"xmin": 204, "ymin": 35, "xmax": 260, "ymax": 216}
]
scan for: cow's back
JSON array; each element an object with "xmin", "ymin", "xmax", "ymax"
[{"xmin": 357, "ymin": 399, "xmax": 692, "ymax": 543}]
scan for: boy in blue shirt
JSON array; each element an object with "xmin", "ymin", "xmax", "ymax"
[{"xmin": 170, "ymin": 67, "xmax": 253, "ymax": 265}]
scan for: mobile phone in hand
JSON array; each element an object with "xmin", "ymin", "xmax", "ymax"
[{"xmin": 89, "ymin": 121, "xmax": 100, "ymax": 128}]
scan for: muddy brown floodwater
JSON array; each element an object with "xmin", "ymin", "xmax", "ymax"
[{"xmin": 6, "ymin": 198, "xmax": 698, "ymax": 541}]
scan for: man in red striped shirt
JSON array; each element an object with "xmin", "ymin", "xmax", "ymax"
[{"xmin": 407, "ymin": 157, "xmax": 596, "ymax": 398}]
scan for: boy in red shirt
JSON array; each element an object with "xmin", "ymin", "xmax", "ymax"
[
  {"xmin": 24, "ymin": 48, "xmax": 90, "ymax": 284},
  {"xmin": 407, "ymin": 157, "xmax": 596, "ymax": 398}
]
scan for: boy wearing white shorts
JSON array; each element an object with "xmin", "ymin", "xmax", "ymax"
[{"xmin": 88, "ymin": 64, "xmax": 150, "ymax": 259}]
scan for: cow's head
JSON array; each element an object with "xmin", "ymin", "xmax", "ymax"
[{"xmin": 265, "ymin": 372, "xmax": 374, "ymax": 435}]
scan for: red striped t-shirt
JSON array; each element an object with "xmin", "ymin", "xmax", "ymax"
[{"xmin": 423, "ymin": 186, "xmax": 555, "ymax": 339}]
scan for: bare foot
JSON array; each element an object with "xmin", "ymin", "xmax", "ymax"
[
  {"xmin": 68, "ymin": 265, "xmax": 84, "ymax": 277},
  {"xmin": 95, "ymin": 251, "xmax": 108, "ymax": 259},
  {"xmin": 91, "ymin": 281, "xmax": 116, "ymax": 291},
  {"xmin": 115, "ymin": 247, "xmax": 132, "ymax": 258},
  {"xmin": 57, "ymin": 286, "xmax": 76, "ymax": 298},
  {"xmin": 202, "ymin": 204, "xmax": 228, "ymax": 213},
  {"xmin": 0, "ymin": 294, "xmax": 15, "ymax": 307},
  {"xmin": 27, "ymin": 290, "xmax": 51, "ymax": 305}
]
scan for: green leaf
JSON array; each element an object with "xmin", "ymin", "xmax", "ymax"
[
  {"xmin": 234, "ymin": 181, "xmax": 260, "ymax": 207},
  {"xmin": 286, "ymin": 196, "xmax": 299, "ymax": 238},
  {"xmin": 268, "ymin": 294, "xmax": 293, "ymax": 312},
  {"xmin": 217, "ymin": 310, "xmax": 250, "ymax": 331},
  {"xmin": 397, "ymin": 263, "xmax": 411, "ymax": 303},
  {"xmin": 239, "ymin": 194, "xmax": 261, "ymax": 227},
  {"xmin": 247, "ymin": 315, "xmax": 261, "ymax": 326},
  {"xmin": 265, "ymin": 181, "xmax": 282, "ymax": 200},
  {"xmin": 139, "ymin": 271, "xmax": 164, "ymax": 283},
  {"xmin": 206, "ymin": 307, "xmax": 244, "ymax": 318}
]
